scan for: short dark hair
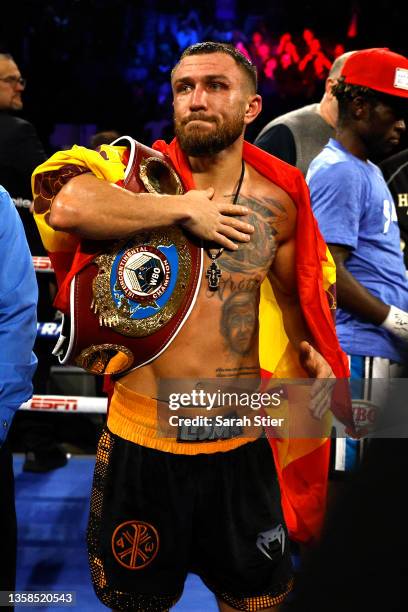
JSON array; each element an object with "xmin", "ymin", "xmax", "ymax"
[
  {"xmin": 172, "ymin": 41, "xmax": 257, "ymax": 92},
  {"xmin": 90, "ymin": 130, "xmax": 121, "ymax": 149},
  {"xmin": 333, "ymin": 76, "xmax": 406, "ymax": 125}
]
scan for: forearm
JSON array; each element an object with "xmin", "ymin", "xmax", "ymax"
[
  {"xmin": 336, "ymin": 264, "xmax": 389, "ymax": 325},
  {"xmin": 49, "ymin": 173, "xmax": 189, "ymax": 240}
]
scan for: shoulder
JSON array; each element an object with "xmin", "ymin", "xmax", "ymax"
[
  {"xmin": 380, "ymin": 148, "xmax": 408, "ymax": 177},
  {"xmin": 0, "ymin": 186, "xmax": 20, "ymax": 235},
  {"xmin": 257, "ymin": 104, "xmax": 319, "ymax": 134},
  {"xmin": 246, "ymin": 164, "xmax": 297, "ymax": 243},
  {"xmin": 308, "ymin": 142, "xmax": 365, "ymax": 187},
  {"xmin": 247, "ymin": 163, "xmax": 295, "ymax": 207},
  {"xmin": 0, "ymin": 114, "xmax": 36, "ymax": 143},
  {"xmin": 0, "ymin": 113, "xmax": 32, "ymax": 130},
  {"xmin": 255, "ymin": 122, "xmax": 293, "ymax": 142},
  {"xmin": 0, "ymin": 185, "xmax": 13, "ymax": 208}
]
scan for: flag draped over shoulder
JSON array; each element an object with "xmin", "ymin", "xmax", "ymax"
[
  {"xmin": 32, "ymin": 138, "xmax": 351, "ymax": 544},
  {"xmin": 155, "ymin": 139, "xmax": 351, "ymax": 543}
]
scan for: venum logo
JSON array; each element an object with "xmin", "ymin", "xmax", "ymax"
[{"xmin": 256, "ymin": 524, "xmax": 286, "ymax": 560}]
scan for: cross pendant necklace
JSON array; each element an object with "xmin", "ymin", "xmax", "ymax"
[{"xmin": 205, "ymin": 159, "xmax": 246, "ymax": 291}]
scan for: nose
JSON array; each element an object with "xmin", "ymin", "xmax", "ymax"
[
  {"xmin": 15, "ymin": 80, "xmax": 25, "ymax": 91},
  {"xmin": 189, "ymin": 85, "xmax": 207, "ymax": 111},
  {"xmin": 395, "ymin": 118, "xmax": 406, "ymax": 133}
]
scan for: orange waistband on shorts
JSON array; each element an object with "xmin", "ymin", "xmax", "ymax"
[{"xmin": 107, "ymin": 382, "xmax": 259, "ymax": 455}]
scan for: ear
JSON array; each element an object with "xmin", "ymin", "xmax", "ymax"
[
  {"xmin": 325, "ymin": 76, "xmax": 336, "ymax": 98},
  {"xmin": 351, "ymin": 95, "xmax": 370, "ymax": 120},
  {"xmin": 244, "ymin": 94, "xmax": 263, "ymax": 125}
]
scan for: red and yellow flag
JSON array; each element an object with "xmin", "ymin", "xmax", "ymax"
[{"xmin": 32, "ymin": 139, "xmax": 352, "ymax": 543}]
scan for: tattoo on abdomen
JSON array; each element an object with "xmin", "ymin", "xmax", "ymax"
[
  {"xmin": 220, "ymin": 195, "xmax": 286, "ymax": 274},
  {"xmin": 220, "ymin": 292, "xmax": 258, "ymax": 356},
  {"xmin": 216, "ymin": 365, "xmax": 259, "ymax": 377}
]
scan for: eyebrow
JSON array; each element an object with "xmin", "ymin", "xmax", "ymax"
[{"xmin": 173, "ymin": 74, "xmax": 231, "ymax": 85}]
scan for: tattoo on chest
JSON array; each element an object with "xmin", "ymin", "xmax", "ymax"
[
  {"xmin": 206, "ymin": 273, "xmax": 262, "ymax": 302},
  {"xmin": 216, "ymin": 365, "xmax": 259, "ymax": 378},
  {"xmin": 220, "ymin": 291, "xmax": 258, "ymax": 356},
  {"xmin": 219, "ymin": 195, "xmax": 287, "ymax": 274}
]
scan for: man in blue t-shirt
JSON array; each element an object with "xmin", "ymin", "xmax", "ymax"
[
  {"xmin": 307, "ymin": 48, "xmax": 408, "ymax": 461},
  {"xmin": 0, "ymin": 186, "xmax": 37, "ymax": 596}
]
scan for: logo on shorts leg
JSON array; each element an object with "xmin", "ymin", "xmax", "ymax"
[
  {"xmin": 256, "ymin": 524, "xmax": 286, "ymax": 560},
  {"xmin": 112, "ymin": 520, "xmax": 159, "ymax": 570}
]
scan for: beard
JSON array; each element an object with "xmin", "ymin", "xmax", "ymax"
[{"xmin": 174, "ymin": 109, "xmax": 246, "ymax": 157}]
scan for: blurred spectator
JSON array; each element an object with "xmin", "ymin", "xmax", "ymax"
[
  {"xmin": 276, "ymin": 33, "xmax": 300, "ymax": 65},
  {"xmin": 300, "ymin": 28, "xmax": 316, "ymax": 53},
  {"xmin": 0, "ymin": 52, "xmax": 65, "ymax": 472},
  {"xmin": 0, "ymin": 185, "xmax": 37, "ymax": 601},
  {"xmin": 255, "ymin": 52, "xmax": 354, "ymax": 175},
  {"xmin": 299, "ymin": 38, "xmax": 332, "ymax": 94},
  {"xmin": 233, "ymin": 30, "xmax": 251, "ymax": 61},
  {"xmin": 263, "ymin": 56, "xmax": 278, "ymax": 80},
  {"xmin": 0, "ymin": 52, "xmax": 46, "ymax": 241},
  {"xmin": 173, "ymin": 12, "xmax": 201, "ymax": 50},
  {"xmin": 333, "ymin": 43, "xmax": 346, "ymax": 58},
  {"xmin": 250, "ymin": 31, "xmax": 273, "ymax": 73},
  {"xmin": 157, "ymin": 42, "xmax": 176, "ymax": 74},
  {"xmin": 209, "ymin": 19, "xmax": 235, "ymax": 43},
  {"xmin": 90, "ymin": 130, "xmax": 121, "ymax": 149},
  {"xmin": 380, "ymin": 148, "xmax": 408, "ymax": 269}
]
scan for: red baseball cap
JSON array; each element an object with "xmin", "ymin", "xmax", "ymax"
[{"xmin": 341, "ymin": 48, "xmax": 408, "ymax": 98}]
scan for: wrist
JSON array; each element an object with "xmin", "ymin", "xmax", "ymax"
[
  {"xmin": 381, "ymin": 305, "xmax": 408, "ymax": 341},
  {"xmin": 160, "ymin": 194, "xmax": 191, "ymax": 225}
]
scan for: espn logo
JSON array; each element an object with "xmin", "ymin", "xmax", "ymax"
[
  {"xmin": 32, "ymin": 256, "xmax": 54, "ymax": 272},
  {"xmin": 30, "ymin": 396, "xmax": 79, "ymax": 412}
]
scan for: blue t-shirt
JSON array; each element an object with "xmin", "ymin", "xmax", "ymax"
[
  {"xmin": 307, "ymin": 139, "xmax": 408, "ymax": 363},
  {"xmin": 0, "ymin": 186, "xmax": 37, "ymax": 445}
]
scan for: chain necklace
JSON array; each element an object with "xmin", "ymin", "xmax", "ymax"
[{"xmin": 205, "ymin": 159, "xmax": 246, "ymax": 291}]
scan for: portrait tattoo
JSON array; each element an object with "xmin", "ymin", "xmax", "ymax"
[{"xmin": 220, "ymin": 291, "xmax": 258, "ymax": 356}]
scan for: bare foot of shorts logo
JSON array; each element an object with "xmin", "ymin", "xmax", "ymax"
[{"xmin": 112, "ymin": 520, "xmax": 159, "ymax": 570}]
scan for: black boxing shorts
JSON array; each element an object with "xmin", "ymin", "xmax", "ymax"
[{"xmin": 87, "ymin": 428, "xmax": 293, "ymax": 611}]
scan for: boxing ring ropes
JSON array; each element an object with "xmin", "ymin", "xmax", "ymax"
[{"xmin": 20, "ymin": 256, "xmax": 108, "ymax": 416}]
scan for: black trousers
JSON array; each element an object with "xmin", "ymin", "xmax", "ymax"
[{"xmin": 0, "ymin": 437, "xmax": 17, "ymax": 596}]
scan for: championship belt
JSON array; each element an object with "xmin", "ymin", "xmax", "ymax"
[{"xmin": 53, "ymin": 137, "xmax": 202, "ymax": 375}]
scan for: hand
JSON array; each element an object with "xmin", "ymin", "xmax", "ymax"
[
  {"xmin": 180, "ymin": 188, "xmax": 254, "ymax": 250},
  {"xmin": 299, "ymin": 340, "xmax": 335, "ymax": 419}
]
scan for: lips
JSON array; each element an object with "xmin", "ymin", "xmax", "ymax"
[{"xmin": 183, "ymin": 115, "xmax": 217, "ymax": 126}]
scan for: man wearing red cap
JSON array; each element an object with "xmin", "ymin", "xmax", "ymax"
[{"xmin": 307, "ymin": 48, "xmax": 408, "ymax": 466}]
